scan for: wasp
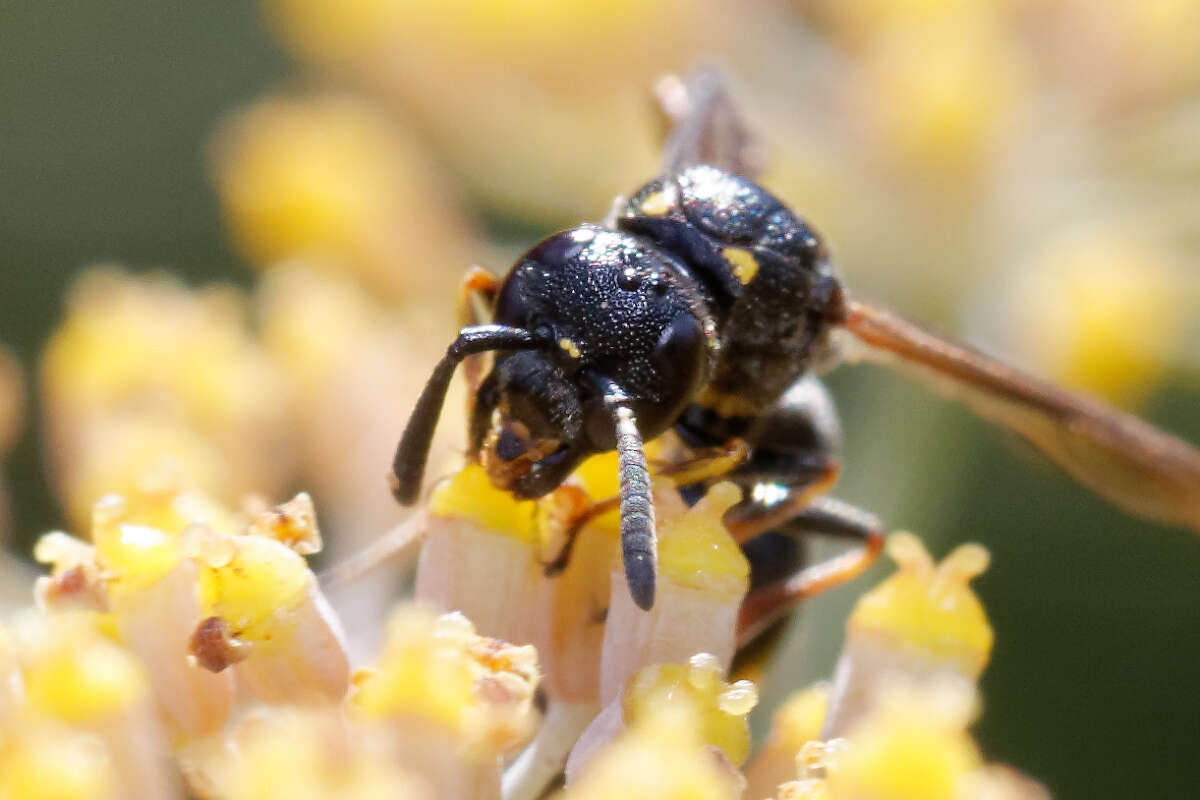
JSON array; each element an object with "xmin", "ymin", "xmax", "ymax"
[{"xmin": 391, "ymin": 68, "xmax": 1200, "ymax": 633}]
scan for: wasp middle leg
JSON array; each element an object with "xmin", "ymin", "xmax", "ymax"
[
  {"xmin": 688, "ymin": 375, "xmax": 885, "ymax": 643},
  {"xmin": 735, "ymin": 496, "xmax": 885, "ymax": 646}
]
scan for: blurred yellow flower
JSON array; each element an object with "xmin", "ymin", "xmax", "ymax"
[
  {"xmin": 562, "ymin": 701, "xmax": 744, "ymax": 800},
  {"xmin": 994, "ymin": 225, "xmax": 1189, "ymax": 406},
  {"xmin": 260, "ymin": 0, "xmax": 732, "ymax": 223},
  {"xmin": 41, "ymin": 268, "xmax": 289, "ymax": 525},
  {"xmin": 14, "ymin": 4, "xmax": 1193, "ymax": 793},
  {"xmin": 213, "ymin": 94, "xmax": 479, "ymax": 304},
  {"xmin": 221, "ymin": 709, "xmax": 432, "ymax": 800},
  {"xmin": 848, "ymin": 13, "xmax": 1028, "ymax": 179}
]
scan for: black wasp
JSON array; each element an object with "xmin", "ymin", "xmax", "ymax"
[{"xmin": 391, "ymin": 68, "xmax": 1200, "ymax": 632}]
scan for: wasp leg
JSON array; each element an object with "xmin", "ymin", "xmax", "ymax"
[
  {"xmin": 457, "ymin": 265, "xmax": 501, "ymax": 402},
  {"xmin": 544, "ymin": 437, "xmax": 751, "ymax": 577},
  {"xmin": 735, "ymin": 497, "xmax": 885, "ymax": 646},
  {"xmin": 542, "ymin": 495, "xmax": 620, "ymax": 577},
  {"xmin": 721, "ymin": 463, "xmax": 841, "ymax": 544},
  {"xmin": 457, "ymin": 265, "xmax": 499, "ymax": 327},
  {"xmin": 655, "ymin": 437, "xmax": 751, "ymax": 487}
]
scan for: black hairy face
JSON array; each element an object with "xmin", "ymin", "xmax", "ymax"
[
  {"xmin": 495, "ymin": 350, "xmax": 582, "ymax": 444},
  {"xmin": 477, "ymin": 350, "xmax": 583, "ymax": 493}
]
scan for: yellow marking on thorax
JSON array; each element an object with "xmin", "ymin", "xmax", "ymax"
[
  {"xmin": 638, "ymin": 190, "xmax": 672, "ymax": 216},
  {"xmin": 722, "ymin": 247, "xmax": 760, "ymax": 285},
  {"xmin": 558, "ymin": 337, "xmax": 581, "ymax": 359}
]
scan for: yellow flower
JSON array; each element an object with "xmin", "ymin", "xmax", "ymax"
[
  {"xmin": 823, "ymin": 534, "xmax": 992, "ymax": 738},
  {"xmin": 41, "ymin": 268, "xmax": 289, "ymax": 525},
  {"xmin": 562, "ymin": 700, "xmax": 744, "ymax": 800},
  {"xmin": 213, "ymin": 94, "xmax": 479, "ymax": 304},
  {"xmin": 996, "ymin": 225, "xmax": 1188, "ymax": 406}
]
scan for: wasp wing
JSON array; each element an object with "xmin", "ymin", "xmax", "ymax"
[
  {"xmin": 836, "ymin": 298, "xmax": 1200, "ymax": 535},
  {"xmin": 655, "ymin": 66, "xmax": 763, "ymax": 180}
]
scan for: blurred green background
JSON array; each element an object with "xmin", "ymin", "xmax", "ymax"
[{"xmin": 3, "ymin": 2, "xmax": 1199, "ymax": 798}]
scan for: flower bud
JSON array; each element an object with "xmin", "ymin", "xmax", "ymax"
[{"xmin": 822, "ymin": 533, "xmax": 992, "ymax": 737}]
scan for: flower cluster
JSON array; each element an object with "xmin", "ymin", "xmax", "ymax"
[
  {"xmin": 5, "ymin": 479, "xmax": 547, "ymax": 798},
  {"xmin": 37, "ymin": 262, "xmax": 470, "ymax": 583},
  {"xmin": 0, "ymin": 453, "xmax": 1048, "ymax": 799},
  {"xmin": 39, "ymin": 270, "xmax": 289, "ymax": 529},
  {"xmin": 409, "ymin": 457, "xmax": 1046, "ymax": 799},
  {"xmin": 5, "ymin": 2, "xmax": 1197, "ymax": 796}
]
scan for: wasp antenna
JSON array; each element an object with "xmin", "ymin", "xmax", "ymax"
[
  {"xmin": 612, "ymin": 401, "xmax": 658, "ymax": 611},
  {"xmin": 391, "ymin": 325, "xmax": 544, "ymax": 505}
]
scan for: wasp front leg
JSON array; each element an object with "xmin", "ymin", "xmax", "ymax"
[
  {"xmin": 542, "ymin": 495, "xmax": 619, "ymax": 577},
  {"xmin": 544, "ymin": 437, "xmax": 750, "ymax": 577},
  {"xmin": 457, "ymin": 265, "xmax": 501, "ymax": 405}
]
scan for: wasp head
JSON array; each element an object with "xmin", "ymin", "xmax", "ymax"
[{"xmin": 391, "ymin": 225, "xmax": 718, "ymax": 610}]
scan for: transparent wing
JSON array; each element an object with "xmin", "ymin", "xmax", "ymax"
[
  {"xmin": 654, "ymin": 66, "xmax": 763, "ymax": 179},
  {"xmin": 836, "ymin": 298, "xmax": 1200, "ymax": 535}
]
